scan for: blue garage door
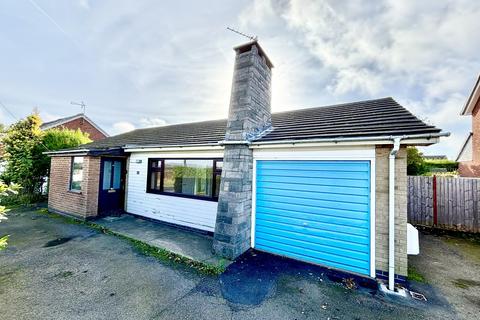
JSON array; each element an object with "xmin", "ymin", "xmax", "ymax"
[{"xmin": 254, "ymin": 160, "xmax": 371, "ymax": 276}]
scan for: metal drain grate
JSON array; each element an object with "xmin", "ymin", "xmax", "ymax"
[{"xmin": 410, "ymin": 291, "xmax": 427, "ymax": 301}]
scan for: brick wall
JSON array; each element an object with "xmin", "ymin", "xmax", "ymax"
[
  {"xmin": 48, "ymin": 156, "xmax": 101, "ymax": 219},
  {"xmin": 375, "ymin": 146, "xmax": 408, "ymax": 277},
  {"xmin": 458, "ymin": 162, "xmax": 480, "ymax": 177},
  {"xmin": 459, "ymin": 100, "xmax": 480, "ymax": 177},
  {"xmin": 56, "ymin": 118, "xmax": 107, "ymax": 141}
]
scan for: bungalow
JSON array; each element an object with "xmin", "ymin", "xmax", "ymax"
[{"xmin": 45, "ymin": 41, "xmax": 446, "ymax": 291}]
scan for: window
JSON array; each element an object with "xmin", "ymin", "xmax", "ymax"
[
  {"xmin": 70, "ymin": 157, "xmax": 84, "ymax": 191},
  {"xmin": 102, "ymin": 160, "xmax": 122, "ymax": 190},
  {"xmin": 146, "ymin": 158, "xmax": 223, "ymax": 201}
]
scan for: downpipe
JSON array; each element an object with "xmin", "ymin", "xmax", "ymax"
[{"xmin": 388, "ymin": 137, "xmax": 401, "ymax": 291}]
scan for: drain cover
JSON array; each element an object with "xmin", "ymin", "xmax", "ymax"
[{"xmin": 410, "ymin": 291, "xmax": 427, "ymax": 301}]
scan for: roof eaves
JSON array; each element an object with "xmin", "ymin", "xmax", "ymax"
[{"xmin": 461, "ymin": 75, "xmax": 480, "ymax": 115}]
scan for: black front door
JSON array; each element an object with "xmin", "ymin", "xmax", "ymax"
[{"xmin": 98, "ymin": 158, "xmax": 126, "ymax": 216}]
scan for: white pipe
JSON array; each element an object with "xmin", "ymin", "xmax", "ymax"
[{"xmin": 388, "ymin": 137, "xmax": 401, "ymax": 291}]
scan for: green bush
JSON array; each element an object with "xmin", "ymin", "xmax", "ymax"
[
  {"xmin": 0, "ymin": 192, "xmax": 46, "ymax": 206},
  {"xmin": 424, "ymin": 159, "xmax": 458, "ymax": 173},
  {"xmin": 0, "ymin": 113, "xmax": 91, "ymax": 201},
  {"xmin": 407, "ymin": 147, "xmax": 427, "ymax": 175},
  {"xmin": 0, "ymin": 181, "xmax": 21, "ymax": 250}
]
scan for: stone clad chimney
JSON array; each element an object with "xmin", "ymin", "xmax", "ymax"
[{"xmin": 213, "ymin": 41, "xmax": 273, "ymax": 259}]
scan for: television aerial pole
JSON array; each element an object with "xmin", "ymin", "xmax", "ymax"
[
  {"xmin": 71, "ymin": 101, "xmax": 86, "ymax": 114},
  {"xmin": 227, "ymin": 27, "xmax": 257, "ymax": 41}
]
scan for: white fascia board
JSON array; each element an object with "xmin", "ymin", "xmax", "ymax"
[
  {"xmin": 462, "ymin": 75, "xmax": 480, "ymax": 115},
  {"xmin": 125, "ymin": 145, "xmax": 224, "ymax": 153},
  {"xmin": 48, "ymin": 152, "xmax": 89, "ymax": 157},
  {"xmin": 43, "ymin": 149, "xmax": 90, "ymax": 156},
  {"xmin": 249, "ymin": 138, "xmax": 439, "ymax": 149}
]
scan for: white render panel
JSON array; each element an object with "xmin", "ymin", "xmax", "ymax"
[
  {"xmin": 126, "ymin": 151, "xmax": 224, "ymax": 232},
  {"xmin": 457, "ymin": 134, "xmax": 473, "ymax": 162}
]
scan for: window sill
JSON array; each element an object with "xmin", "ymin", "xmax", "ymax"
[
  {"xmin": 146, "ymin": 190, "xmax": 218, "ymax": 202},
  {"xmin": 68, "ymin": 190, "xmax": 82, "ymax": 194}
]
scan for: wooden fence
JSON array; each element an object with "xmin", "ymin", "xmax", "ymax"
[{"xmin": 408, "ymin": 176, "xmax": 480, "ymax": 233}]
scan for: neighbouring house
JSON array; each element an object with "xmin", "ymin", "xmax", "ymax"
[
  {"xmin": 457, "ymin": 75, "xmax": 480, "ymax": 177},
  {"xmin": 40, "ymin": 113, "xmax": 109, "ymax": 141},
  {"xmin": 422, "ymin": 155, "xmax": 447, "ymax": 160},
  {"xmin": 45, "ymin": 41, "xmax": 446, "ymax": 290}
]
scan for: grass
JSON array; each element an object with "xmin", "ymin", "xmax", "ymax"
[
  {"xmin": 407, "ymin": 265, "xmax": 427, "ymax": 283},
  {"xmin": 34, "ymin": 208, "xmax": 226, "ymax": 276}
]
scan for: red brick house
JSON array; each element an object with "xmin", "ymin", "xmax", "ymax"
[
  {"xmin": 40, "ymin": 113, "xmax": 108, "ymax": 141},
  {"xmin": 457, "ymin": 75, "xmax": 480, "ymax": 177}
]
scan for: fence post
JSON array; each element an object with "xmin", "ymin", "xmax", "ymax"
[{"xmin": 433, "ymin": 175, "xmax": 438, "ymax": 227}]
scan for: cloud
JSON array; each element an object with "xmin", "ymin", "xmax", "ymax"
[
  {"xmin": 139, "ymin": 117, "xmax": 167, "ymax": 128},
  {"xmin": 239, "ymin": 0, "xmax": 480, "ymax": 158},
  {"xmin": 78, "ymin": 0, "xmax": 90, "ymax": 10},
  {"xmin": 111, "ymin": 121, "xmax": 135, "ymax": 135},
  {"xmin": 2, "ymin": 0, "xmax": 480, "ymax": 159}
]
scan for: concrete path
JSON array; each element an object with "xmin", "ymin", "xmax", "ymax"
[
  {"xmin": 0, "ymin": 209, "xmax": 456, "ymax": 320},
  {"xmin": 409, "ymin": 230, "xmax": 480, "ymax": 320},
  {"xmin": 94, "ymin": 214, "xmax": 227, "ymax": 266}
]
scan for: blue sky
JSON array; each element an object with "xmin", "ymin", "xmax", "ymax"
[{"xmin": 0, "ymin": 0, "xmax": 478, "ymax": 158}]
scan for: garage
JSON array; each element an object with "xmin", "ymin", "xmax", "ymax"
[{"xmin": 254, "ymin": 160, "xmax": 372, "ymax": 276}]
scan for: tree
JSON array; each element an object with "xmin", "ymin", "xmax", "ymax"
[
  {"xmin": 37, "ymin": 128, "xmax": 92, "ymax": 178},
  {"xmin": 1, "ymin": 113, "xmax": 91, "ymax": 196},
  {"xmin": 407, "ymin": 147, "xmax": 427, "ymax": 176},
  {"xmin": 1, "ymin": 113, "xmax": 43, "ymax": 194}
]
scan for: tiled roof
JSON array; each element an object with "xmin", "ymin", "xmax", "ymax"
[
  {"xmin": 78, "ymin": 97, "xmax": 441, "ymax": 150},
  {"xmin": 40, "ymin": 113, "xmax": 109, "ymax": 137},
  {"xmin": 40, "ymin": 114, "xmax": 83, "ymax": 130}
]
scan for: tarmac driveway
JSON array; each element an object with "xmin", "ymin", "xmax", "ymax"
[
  {"xmin": 409, "ymin": 229, "xmax": 480, "ymax": 320},
  {"xmin": 0, "ymin": 208, "xmax": 457, "ymax": 320}
]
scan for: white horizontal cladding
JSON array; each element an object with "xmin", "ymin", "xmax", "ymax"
[
  {"xmin": 125, "ymin": 150, "xmax": 224, "ymax": 232},
  {"xmin": 252, "ymin": 145, "xmax": 376, "ymax": 160}
]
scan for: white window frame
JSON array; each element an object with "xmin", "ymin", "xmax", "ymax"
[{"xmin": 69, "ymin": 156, "xmax": 84, "ymax": 192}]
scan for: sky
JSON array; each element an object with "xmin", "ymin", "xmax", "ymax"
[{"xmin": 0, "ymin": 0, "xmax": 478, "ymax": 158}]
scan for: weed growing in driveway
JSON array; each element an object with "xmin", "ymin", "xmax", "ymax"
[
  {"xmin": 452, "ymin": 278, "xmax": 480, "ymax": 289},
  {"xmin": 408, "ymin": 265, "xmax": 426, "ymax": 283},
  {"xmin": 34, "ymin": 208, "xmax": 226, "ymax": 275},
  {"xmin": 342, "ymin": 278, "xmax": 357, "ymax": 290},
  {"xmin": 115, "ymin": 234, "xmax": 226, "ymax": 275}
]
